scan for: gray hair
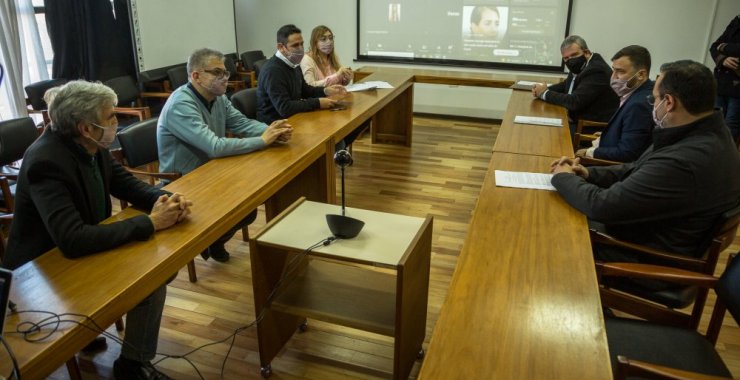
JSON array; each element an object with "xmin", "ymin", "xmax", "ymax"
[
  {"xmin": 187, "ymin": 48, "xmax": 224, "ymax": 75},
  {"xmin": 560, "ymin": 35, "xmax": 589, "ymax": 51},
  {"xmin": 48, "ymin": 80, "xmax": 118, "ymax": 138}
]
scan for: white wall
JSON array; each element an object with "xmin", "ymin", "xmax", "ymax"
[{"xmin": 234, "ymin": 0, "xmax": 740, "ymax": 119}]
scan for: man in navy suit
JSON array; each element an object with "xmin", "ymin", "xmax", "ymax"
[{"xmin": 576, "ymin": 45, "xmax": 654, "ymax": 162}]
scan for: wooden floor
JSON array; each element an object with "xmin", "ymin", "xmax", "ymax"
[{"xmin": 48, "ymin": 115, "xmax": 740, "ymax": 379}]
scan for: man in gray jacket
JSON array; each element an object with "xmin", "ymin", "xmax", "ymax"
[{"xmin": 550, "ymin": 60, "xmax": 740, "ymax": 269}]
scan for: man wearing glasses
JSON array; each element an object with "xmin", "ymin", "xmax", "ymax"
[
  {"xmin": 158, "ymin": 48, "xmax": 293, "ymax": 263},
  {"xmin": 549, "ymin": 60, "xmax": 740, "ymax": 270},
  {"xmin": 256, "ymin": 24, "xmax": 347, "ymax": 125}
]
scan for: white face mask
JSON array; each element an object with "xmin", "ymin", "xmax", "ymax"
[
  {"xmin": 318, "ymin": 40, "xmax": 334, "ymax": 55},
  {"xmin": 610, "ymin": 71, "xmax": 640, "ymax": 97},
  {"xmin": 284, "ymin": 46, "xmax": 305, "ymax": 65},
  {"xmin": 652, "ymin": 98, "xmax": 668, "ymax": 128},
  {"xmin": 88, "ymin": 122, "xmax": 116, "ymax": 149}
]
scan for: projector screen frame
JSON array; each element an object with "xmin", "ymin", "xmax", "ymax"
[{"xmin": 355, "ymin": 0, "xmax": 574, "ymax": 73}]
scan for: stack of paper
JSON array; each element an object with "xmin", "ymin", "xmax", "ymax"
[
  {"xmin": 494, "ymin": 170, "xmax": 556, "ymax": 191},
  {"xmin": 347, "ymin": 81, "xmax": 394, "ymax": 92},
  {"xmin": 513, "ymin": 115, "xmax": 562, "ymax": 127}
]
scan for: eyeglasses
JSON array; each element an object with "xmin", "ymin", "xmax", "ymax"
[
  {"xmin": 318, "ymin": 35, "xmax": 335, "ymax": 42},
  {"xmin": 201, "ymin": 68, "xmax": 230, "ymax": 79}
]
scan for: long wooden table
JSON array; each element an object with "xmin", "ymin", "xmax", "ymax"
[
  {"xmin": 417, "ymin": 87, "xmax": 612, "ymax": 378},
  {"xmin": 0, "ymin": 72, "xmax": 416, "ymax": 378}
]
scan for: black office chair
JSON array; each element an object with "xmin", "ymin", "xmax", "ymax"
[
  {"xmin": 24, "ymin": 78, "xmax": 67, "ymax": 130},
  {"xmin": 166, "ymin": 65, "xmax": 189, "ymax": 91},
  {"xmin": 231, "ymin": 88, "xmax": 258, "ymax": 119},
  {"xmin": 600, "ymin": 254, "xmax": 740, "ymax": 379},
  {"xmin": 240, "ymin": 50, "xmax": 266, "ymax": 87},
  {"xmin": 253, "ymin": 58, "xmax": 269, "ymax": 85},
  {"xmin": 0, "ymin": 117, "xmax": 39, "ymax": 213},
  {"xmin": 112, "ymin": 118, "xmax": 198, "ymax": 283},
  {"xmin": 104, "ymin": 75, "xmax": 171, "ymax": 126},
  {"xmin": 596, "ymin": 203, "xmax": 740, "ymax": 330}
]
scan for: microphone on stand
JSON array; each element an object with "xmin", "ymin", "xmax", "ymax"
[{"xmin": 326, "ymin": 149, "xmax": 364, "ymax": 238}]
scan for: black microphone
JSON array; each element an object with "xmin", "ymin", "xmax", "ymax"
[{"xmin": 326, "ymin": 150, "xmax": 364, "ymax": 238}]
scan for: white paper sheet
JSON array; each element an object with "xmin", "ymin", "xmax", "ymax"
[
  {"xmin": 346, "ymin": 83, "xmax": 378, "ymax": 92},
  {"xmin": 513, "ymin": 115, "xmax": 563, "ymax": 127},
  {"xmin": 494, "ymin": 170, "xmax": 556, "ymax": 191}
]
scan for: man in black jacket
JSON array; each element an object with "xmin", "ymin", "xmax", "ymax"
[
  {"xmin": 549, "ymin": 61, "xmax": 740, "ymax": 275},
  {"xmin": 533, "ymin": 35, "xmax": 619, "ymax": 136},
  {"xmin": 710, "ymin": 15, "xmax": 740, "ymax": 141},
  {"xmin": 3, "ymin": 81, "xmax": 192, "ymax": 379}
]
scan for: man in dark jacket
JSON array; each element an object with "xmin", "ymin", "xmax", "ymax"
[
  {"xmin": 576, "ymin": 45, "xmax": 654, "ymax": 162},
  {"xmin": 550, "ymin": 60, "xmax": 740, "ymax": 269},
  {"xmin": 256, "ymin": 24, "xmax": 346, "ymax": 124},
  {"xmin": 3, "ymin": 81, "xmax": 192, "ymax": 379},
  {"xmin": 710, "ymin": 15, "xmax": 740, "ymax": 141},
  {"xmin": 532, "ymin": 35, "xmax": 619, "ymax": 136}
]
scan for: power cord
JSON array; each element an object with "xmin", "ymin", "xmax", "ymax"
[
  {"xmin": 8, "ymin": 236, "xmax": 337, "ymax": 380},
  {"xmin": 0, "ymin": 335, "xmax": 20, "ymax": 380}
]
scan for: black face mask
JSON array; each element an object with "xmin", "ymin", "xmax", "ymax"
[{"xmin": 564, "ymin": 55, "xmax": 587, "ymax": 74}]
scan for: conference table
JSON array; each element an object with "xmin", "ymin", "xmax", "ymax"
[
  {"xmin": 1, "ymin": 67, "xmax": 612, "ymax": 380},
  {"xmin": 0, "ymin": 71, "xmax": 416, "ymax": 379},
  {"xmin": 418, "ymin": 91, "xmax": 612, "ymax": 379}
]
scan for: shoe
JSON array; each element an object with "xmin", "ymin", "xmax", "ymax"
[
  {"xmin": 113, "ymin": 357, "xmax": 171, "ymax": 380},
  {"xmin": 209, "ymin": 246, "xmax": 230, "ymax": 262},
  {"xmin": 81, "ymin": 336, "xmax": 107, "ymax": 354},
  {"xmin": 200, "ymin": 248, "xmax": 210, "ymax": 261}
]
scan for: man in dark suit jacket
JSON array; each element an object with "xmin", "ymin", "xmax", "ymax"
[
  {"xmin": 533, "ymin": 35, "xmax": 619, "ymax": 135},
  {"xmin": 3, "ymin": 81, "xmax": 191, "ymax": 380},
  {"xmin": 576, "ymin": 45, "xmax": 655, "ymax": 162}
]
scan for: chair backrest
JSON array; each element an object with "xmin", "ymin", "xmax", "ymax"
[
  {"xmin": 240, "ymin": 50, "xmax": 266, "ymax": 71},
  {"xmin": 717, "ymin": 254, "xmax": 740, "ymax": 325},
  {"xmin": 230, "ymin": 88, "xmax": 258, "ymax": 119},
  {"xmin": 253, "ymin": 59, "xmax": 268, "ymax": 80},
  {"xmin": 167, "ymin": 66, "xmax": 189, "ymax": 91},
  {"xmin": 104, "ymin": 76, "xmax": 141, "ymax": 106},
  {"xmin": 0, "ymin": 117, "xmax": 39, "ymax": 165},
  {"xmin": 695, "ymin": 202, "xmax": 740, "ymax": 273},
  {"xmin": 224, "ymin": 56, "xmax": 238, "ymax": 80},
  {"xmin": 25, "ymin": 78, "xmax": 68, "ymax": 110},
  {"xmin": 116, "ymin": 118, "xmax": 158, "ymax": 168}
]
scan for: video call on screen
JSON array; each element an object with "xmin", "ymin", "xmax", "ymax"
[{"xmin": 358, "ymin": 0, "xmax": 570, "ymax": 69}]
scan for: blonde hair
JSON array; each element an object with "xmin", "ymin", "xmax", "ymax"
[{"xmin": 308, "ymin": 25, "xmax": 341, "ymax": 77}]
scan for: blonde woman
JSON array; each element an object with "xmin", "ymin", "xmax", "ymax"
[{"xmin": 301, "ymin": 25, "xmax": 353, "ymax": 87}]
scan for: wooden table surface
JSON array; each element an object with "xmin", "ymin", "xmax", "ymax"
[
  {"xmin": 418, "ymin": 152, "xmax": 611, "ymax": 379},
  {"xmin": 493, "ymin": 90, "xmax": 574, "ymax": 157},
  {"xmin": 355, "ymin": 66, "xmax": 560, "ymax": 88},
  {"xmin": 0, "ymin": 72, "xmax": 419, "ymax": 378}
]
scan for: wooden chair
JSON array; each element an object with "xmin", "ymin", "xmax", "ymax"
[
  {"xmin": 599, "ymin": 254, "xmax": 740, "ymax": 379},
  {"xmin": 103, "ymin": 75, "xmax": 171, "ymax": 126},
  {"xmin": 111, "ymin": 118, "xmax": 198, "ymax": 283},
  {"xmin": 594, "ymin": 202, "xmax": 740, "ymax": 330},
  {"xmin": 573, "ymin": 118, "xmax": 608, "ymax": 149},
  {"xmin": 224, "ymin": 55, "xmax": 249, "ymax": 90},
  {"xmin": 227, "ymin": 87, "xmax": 261, "ymax": 242},
  {"xmin": 24, "ymin": 78, "xmax": 67, "ymax": 132},
  {"xmin": 0, "ymin": 117, "xmax": 40, "ymax": 213}
]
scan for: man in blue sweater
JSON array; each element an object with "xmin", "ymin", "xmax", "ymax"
[
  {"xmin": 158, "ymin": 48, "xmax": 293, "ymax": 262},
  {"xmin": 256, "ymin": 24, "xmax": 347, "ymax": 124}
]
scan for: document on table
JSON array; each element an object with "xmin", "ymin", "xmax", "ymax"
[
  {"xmin": 513, "ymin": 115, "xmax": 563, "ymax": 127},
  {"xmin": 346, "ymin": 81, "xmax": 394, "ymax": 92},
  {"xmin": 509, "ymin": 80, "xmax": 547, "ymax": 91},
  {"xmin": 494, "ymin": 170, "xmax": 556, "ymax": 191}
]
